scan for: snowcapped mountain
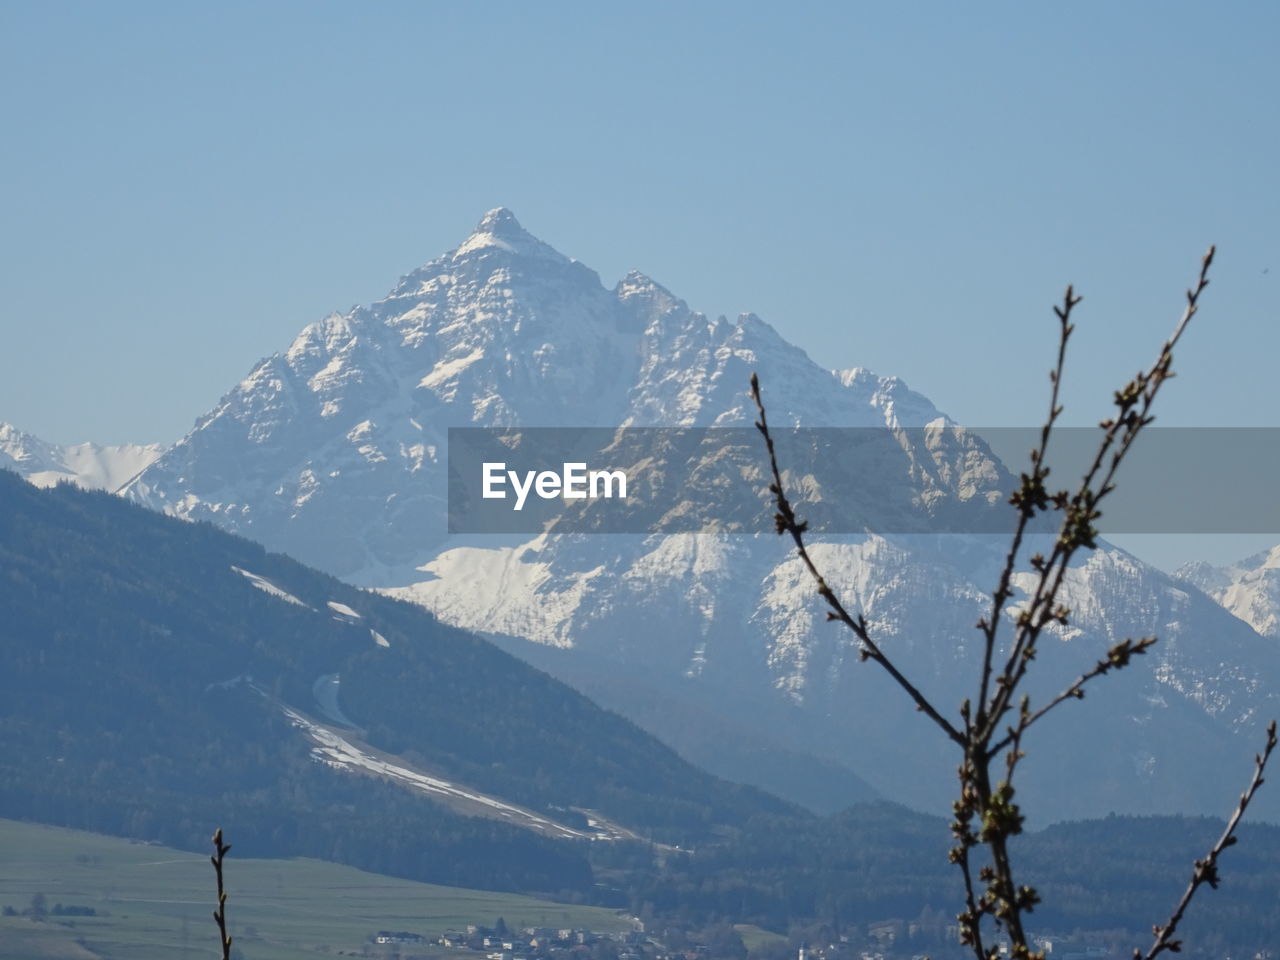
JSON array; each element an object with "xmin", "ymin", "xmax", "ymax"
[
  {"xmin": 122, "ymin": 210, "xmax": 1280, "ymax": 821},
  {"xmin": 121, "ymin": 208, "xmax": 973, "ymax": 580},
  {"xmin": 0, "ymin": 421, "xmax": 164, "ymax": 492},
  {"xmin": 1177, "ymin": 547, "xmax": 1280, "ymax": 639}
]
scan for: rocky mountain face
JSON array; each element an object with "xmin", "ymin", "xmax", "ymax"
[
  {"xmin": 120, "ymin": 210, "xmax": 1280, "ymax": 821},
  {"xmin": 120, "ymin": 209, "xmax": 973, "ymax": 578},
  {"xmin": 0, "ymin": 421, "xmax": 163, "ymax": 491}
]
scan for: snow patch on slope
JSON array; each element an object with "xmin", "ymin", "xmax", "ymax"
[
  {"xmin": 386, "ymin": 535, "xmax": 604, "ymax": 648},
  {"xmin": 230, "ymin": 566, "xmax": 311, "ymax": 608},
  {"xmin": 327, "ymin": 600, "xmax": 361, "ymax": 621},
  {"xmin": 274, "ymin": 695, "xmax": 626, "ymax": 841}
]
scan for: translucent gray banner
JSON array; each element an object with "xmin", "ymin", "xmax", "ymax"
[{"xmin": 446, "ymin": 427, "xmax": 1280, "ymax": 535}]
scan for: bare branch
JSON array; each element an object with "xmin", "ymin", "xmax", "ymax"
[
  {"xmin": 1138, "ymin": 721, "xmax": 1278, "ymax": 960},
  {"xmin": 975, "ymin": 285, "xmax": 1079, "ymax": 735},
  {"xmin": 981, "ymin": 246, "xmax": 1216, "ymax": 744},
  {"xmin": 750, "ymin": 372, "xmax": 965, "ymax": 746},
  {"xmin": 211, "ymin": 827, "xmax": 233, "ymax": 960},
  {"xmin": 989, "ymin": 637, "xmax": 1158, "ymax": 759},
  {"xmin": 749, "ymin": 245, "xmax": 1238, "ymax": 960},
  {"xmin": 951, "ymin": 765, "xmax": 993, "ymax": 960}
]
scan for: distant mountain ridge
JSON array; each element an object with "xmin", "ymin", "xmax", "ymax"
[
  {"xmin": 0, "ymin": 421, "xmax": 163, "ymax": 491},
  {"xmin": 1177, "ymin": 546, "xmax": 1280, "ymax": 638},
  {"xmin": 106, "ymin": 209, "xmax": 1280, "ymax": 822}
]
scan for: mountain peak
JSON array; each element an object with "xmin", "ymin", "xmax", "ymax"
[
  {"xmin": 451, "ymin": 207, "xmax": 568, "ymax": 264},
  {"xmin": 474, "ymin": 206, "xmax": 526, "ymax": 237},
  {"xmin": 616, "ymin": 269, "xmax": 674, "ymax": 300}
]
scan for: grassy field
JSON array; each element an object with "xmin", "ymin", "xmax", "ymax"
[
  {"xmin": 732, "ymin": 925, "xmax": 787, "ymax": 956},
  {"xmin": 0, "ymin": 819, "xmax": 631, "ymax": 960}
]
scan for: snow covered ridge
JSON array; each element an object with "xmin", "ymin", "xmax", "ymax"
[
  {"xmin": 119, "ymin": 207, "xmax": 950, "ymax": 579},
  {"xmin": 1177, "ymin": 545, "xmax": 1280, "ymax": 639},
  {"xmin": 109, "ymin": 208, "xmax": 1280, "ymax": 821},
  {"xmin": 0, "ymin": 421, "xmax": 164, "ymax": 492}
]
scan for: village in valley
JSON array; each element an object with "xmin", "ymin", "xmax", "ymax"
[
  {"xmin": 367, "ymin": 922, "xmax": 654, "ymax": 960},
  {"xmin": 362, "ymin": 920, "xmax": 1119, "ymax": 960}
]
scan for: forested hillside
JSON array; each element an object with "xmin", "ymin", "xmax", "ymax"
[{"xmin": 0, "ymin": 469, "xmax": 790, "ymax": 892}]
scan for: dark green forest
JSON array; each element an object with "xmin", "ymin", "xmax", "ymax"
[{"xmin": 619, "ymin": 804, "xmax": 1280, "ymax": 950}]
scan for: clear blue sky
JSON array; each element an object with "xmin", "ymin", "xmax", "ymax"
[{"xmin": 2, "ymin": 1, "xmax": 1277, "ymax": 566}]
